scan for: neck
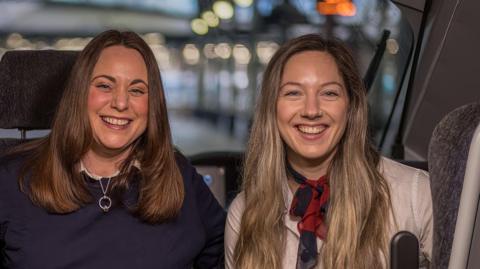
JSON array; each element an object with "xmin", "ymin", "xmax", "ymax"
[
  {"xmin": 82, "ymin": 148, "xmax": 131, "ymax": 177},
  {"xmin": 287, "ymin": 151, "xmax": 335, "ymax": 180}
]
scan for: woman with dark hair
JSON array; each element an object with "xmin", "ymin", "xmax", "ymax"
[
  {"xmin": 225, "ymin": 34, "xmax": 432, "ymax": 268},
  {"xmin": 0, "ymin": 30, "xmax": 225, "ymax": 268}
]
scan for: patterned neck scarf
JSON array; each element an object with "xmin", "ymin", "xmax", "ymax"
[{"xmin": 287, "ymin": 164, "xmax": 330, "ymax": 269}]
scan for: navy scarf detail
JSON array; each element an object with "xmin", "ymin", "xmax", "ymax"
[{"xmin": 287, "ymin": 164, "xmax": 330, "ymax": 269}]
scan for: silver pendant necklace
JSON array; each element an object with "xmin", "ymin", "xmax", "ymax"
[{"xmin": 98, "ymin": 177, "xmax": 112, "ymax": 212}]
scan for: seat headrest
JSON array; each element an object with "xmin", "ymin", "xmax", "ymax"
[
  {"xmin": 428, "ymin": 101, "xmax": 480, "ymax": 268},
  {"xmin": 0, "ymin": 50, "xmax": 78, "ymax": 129}
]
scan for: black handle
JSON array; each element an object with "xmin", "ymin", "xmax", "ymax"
[{"xmin": 390, "ymin": 231, "xmax": 419, "ymax": 269}]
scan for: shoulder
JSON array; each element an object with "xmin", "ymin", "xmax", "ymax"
[
  {"xmin": 227, "ymin": 192, "xmax": 245, "ymax": 226},
  {"xmin": 0, "ymin": 153, "xmax": 30, "ymax": 221},
  {"xmin": 225, "ymin": 192, "xmax": 245, "ymax": 246},
  {"xmin": 173, "ymin": 151, "xmax": 198, "ymax": 184},
  {"xmin": 174, "ymin": 150, "xmax": 192, "ymax": 171},
  {"xmin": 0, "ymin": 152, "xmax": 29, "ymax": 184},
  {"xmin": 380, "ymin": 157, "xmax": 432, "ymax": 230},
  {"xmin": 0, "ymin": 151, "xmax": 27, "ymax": 171},
  {"xmin": 379, "ymin": 158, "xmax": 433, "ymax": 264},
  {"xmin": 379, "ymin": 157, "xmax": 431, "ymax": 220},
  {"xmin": 379, "ymin": 157, "xmax": 430, "ymax": 189}
]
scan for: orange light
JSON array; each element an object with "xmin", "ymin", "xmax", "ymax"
[
  {"xmin": 337, "ymin": 2, "xmax": 356, "ymax": 16},
  {"xmin": 316, "ymin": 0, "xmax": 356, "ymax": 16},
  {"xmin": 317, "ymin": 2, "xmax": 337, "ymax": 15}
]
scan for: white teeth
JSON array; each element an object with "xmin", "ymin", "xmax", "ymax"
[
  {"xmin": 102, "ymin": 117, "xmax": 129, "ymax": 126},
  {"xmin": 298, "ymin": 125, "xmax": 326, "ymax": 134}
]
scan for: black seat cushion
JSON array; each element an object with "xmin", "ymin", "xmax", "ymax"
[{"xmin": 0, "ymin": 50, "xmax": 78, "ymax": 130}]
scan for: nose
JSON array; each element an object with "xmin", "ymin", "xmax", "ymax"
[
  {"xmin": 111, "ymin": 87, "xmax": 129, "ymax": 111},
  {"xmin": 301, "ymin": 93, "xmax": 322, "ymax": 119}
]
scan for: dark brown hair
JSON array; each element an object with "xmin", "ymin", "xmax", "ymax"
[{"xmin": 14, "ymin": 30, "xmax": 183, "ymax": 223}]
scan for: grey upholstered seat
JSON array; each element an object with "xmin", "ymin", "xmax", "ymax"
[{"xmin": 428, "ymin": 102, "xmax": 480, "ymax": 268}]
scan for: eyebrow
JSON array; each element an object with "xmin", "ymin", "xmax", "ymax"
[
  {"xmin": 91, "ymin": 75, "xmax": 149, "ymax": 87},
  {"xmin": 279, "ymin": 81, "xmax": 344, "ymax": 89}
]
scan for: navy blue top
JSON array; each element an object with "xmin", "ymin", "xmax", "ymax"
[{"xmin": 0, "ymin": 154, "xmax": 226, "ymax": 269}]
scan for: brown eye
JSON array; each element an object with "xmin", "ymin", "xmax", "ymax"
[
  {"xmin": 129, "ymin": 88, "xmax": 146, "ymax": 96},
  {"xmin": 286, "ymin": 90, "xmax": 300, "ymax": 96},
  {"xmin": 321, "ymin": 90, "xmax": 340, "ymax": 101},
  {"xmin": 96, "ymin": 83, "xmax": 111, "ymax": 91}
]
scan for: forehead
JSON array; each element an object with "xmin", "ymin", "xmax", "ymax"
[
  {"xmin": 92, "ymin": 45, "xmax": 147, "ymax": 76},
  {"xmin": 281, "ymin": 50, "xmax": 343, "ymax": 82}
]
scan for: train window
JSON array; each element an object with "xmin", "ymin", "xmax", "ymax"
[{"xmin": 0, "ymin": 0, "xmax": 414, "ymax": 159}]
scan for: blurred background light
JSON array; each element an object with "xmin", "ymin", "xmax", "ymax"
[
  {"xmin": 182, "ymin": 44, "xmax": 200, "ymax": 65},
  {"xmin": 150, "ymin": 44, "xmax": 171, "ymax": 69},
  {"xmin": 203, "ymin": 43, "xmax": 217, "ymax": 59},
  {"xmin": 387, "ymin": 38, "xmax": 399, "ymax": 54},
  {"xmin": 317, "ymin": 0, "xmax": 356, "ymax": 17},
  {"xmin": 256, "ymin": 41, "xmax": 279, "ymax": 65},
  {"xmin": 337, "ymin": 1, "xmax": 356, "ymax": 16},
  {"xmin": 232, "ymin": 44, "xmax": 251, "ymax": 65},
  {"xmin": 142, "ymin": 32, "xmax": 165, "ymax": 45},
  {"xmin": 213, "ymin": 0, "xmax": 234, "ymax": 20},
  {"xmin": 233, "ymin": 0, "xmax": 253, "ymax": 8},
  {"xmin": 6, "ymin": 33, "xmax": 30, "ymax": 49},
  {"xmin": 202, "ymin": 10, "xmax": 220, "ymax": 27},
  {"xmin": 191, "ymin": 18, "xmax": 209, "ymax": 35},
  {"xmin": 53, "ymin": 37, "xmax": 91, "ymax": 50},
  {"xmin": 214, "ymin": 43, "xmax": 232, "ymax": 59},
  {"xmin": 233, "ymin": 70, "xmax": 249, "ymax": 89}
]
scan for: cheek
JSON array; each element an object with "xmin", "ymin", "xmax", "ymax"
[
  {"xmin": 334, "ymin": 105, "xmax": 349, "ymax": 138},
  {"xmin": 87, "ymin": 88, "xmax": 107, "ymax": 113},
  {"xmin": 276, "ymin": 103, "xmax": 288, "ymax": 135},
  {"xmin": 133, "ymin": 97, "xmax": 149, "ymax": 119},
  {"xmin": 276, "ymin": 100, "xmax": 293, "ymax": 125}
]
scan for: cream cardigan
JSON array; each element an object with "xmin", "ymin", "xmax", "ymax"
[{"xmin": 225, "ymin": 157, "xmax": 433, "ymax": 268}]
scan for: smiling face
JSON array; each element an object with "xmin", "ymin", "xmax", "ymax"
[
  {"xmin": 277, "ymin": 50, "xmax": 349, "ymax": 178},
  {"xmin": 87, "ymin": 45, "xmax": 149, "ymax": 158}
]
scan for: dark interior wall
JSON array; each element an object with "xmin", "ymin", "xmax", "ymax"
[{"xmin": 403, "ymin": 0, "xmax": 480, "ymax": 160}]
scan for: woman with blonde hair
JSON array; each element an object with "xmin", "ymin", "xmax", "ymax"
[
  {"xmin": 0, "ymin": 30, "xmax": 225, "ymax": 268},
  {"xmin": 225, "ymin": 34, "xmax": 432, "ymax": 268}
]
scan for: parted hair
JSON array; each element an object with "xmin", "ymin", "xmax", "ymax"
[
  {"xmin": 234, "ymin": 34, "xmax": 392, "ymax": 268},
  {"xmin": 13, "ymin": 30, "xmax": 184, "ymax": 223}
]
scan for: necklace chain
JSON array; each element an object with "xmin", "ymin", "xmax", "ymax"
[{"xmin": 98, "ymin": 177, "xmax": 112, "ymax": 212}]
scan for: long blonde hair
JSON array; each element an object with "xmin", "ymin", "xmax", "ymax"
[
  {"xmin": 11, "ymin": 30, "xmax": 184, "ymax": 223},
  {"xmin": 234, "ymin": 34, "xmax": 392, "ymax": 268}
]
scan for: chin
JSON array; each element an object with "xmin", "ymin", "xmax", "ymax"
[
  {"xmin": 296, "ymin": 146, "xmax": 335, "ymax": 161},
  {"xmin": 98, "ymin": 139, "xmax": 133, "ymax": 151}
]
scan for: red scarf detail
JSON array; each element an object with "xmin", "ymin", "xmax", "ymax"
[
  {"xmin": 288, "ymin": 164, "xmax": 330, "ymax": 269},
  {"xmin": 290, "ymin": 176, "xmax": 330, "ymax": 239}
]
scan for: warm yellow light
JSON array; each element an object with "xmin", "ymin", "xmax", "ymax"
[
  {"xmin": 202, "ymin": 11, "xmax": 220, "ymax": 27},
  {"xmin": 203, "ymin": 43, "xmax": 217, "ymax": 59},
  {"xmin": 214, "ymin": 43, "xmax": 232, "ymax": 59},
  {"xmin": 150, "ymin": 44, "xmax": 171, "ymax": 69},
  {"xmin": 143, "ymin": 33, "xmax": 165, "ymax": 45},
  {"xmin": 256, "ymin": 41, "xmax": 279, "ymax": 65},
  {"xmin": 386, "ymin": 39, "xmax": 399, "ymax": 54},
  {"xmin": 6, "ymin": 33, "xmax": 25, "ymax": 49},
  {"xmin": 213, "ymin": 0, "xmax": 234, "ymax": 20},
  {"xmin": 182, "ymin": 44, "xmax": 200, "ymax": 65},
  {"xmin": 191, "ymin": 18, "xmax": 209, "ymax": 35},
  {"xmin": 232, "ymin": 44, "xmax": 251, "ymax": 65},
  {"xmin": 234, "ymin": 0, "xmax": 253, "ymax": 8}
]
